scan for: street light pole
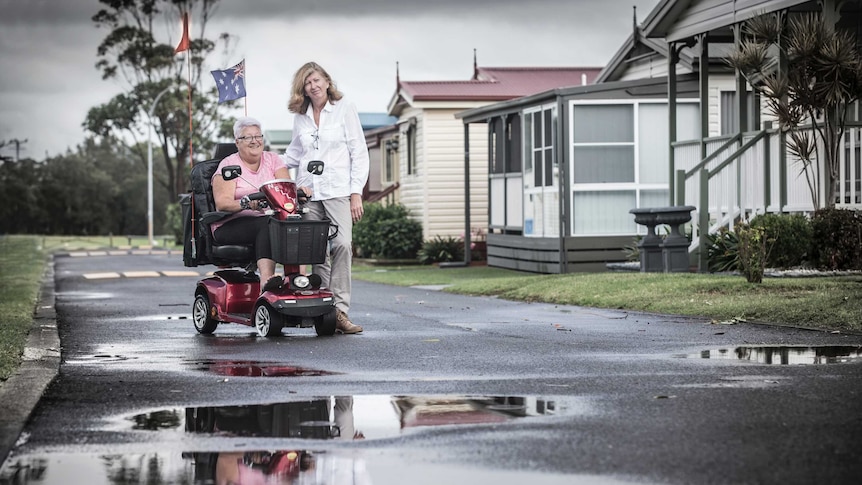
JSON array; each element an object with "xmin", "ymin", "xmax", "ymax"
[{"xmin": 147, "ymin": 86, "xmax": 171, "ymax": 247}]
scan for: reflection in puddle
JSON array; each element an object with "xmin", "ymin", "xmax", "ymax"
[
  {"xmin": 124, "ymin": 395, "xmax": 585, "ymax": 440},
  {"xmin": 54, "ymin": 291, "xmax": 114, "ymax": 300},
  {"xmin": 197, "ymin": 361, "xmax": 339, "ymax": 377},
  {"xmin": 2, "ymin": 396, "xmax": 595, "ymax": 484},
  {"xmin": 64, "ymin": 354, "xmax": 133, "ymax": 364},
  {"xmin": 0, "ymin": 451, "xmax": 636, "ymax": 485},
  {"xmin": 692, "ymin": 345, "xmax": 862, "ymax": 365}
]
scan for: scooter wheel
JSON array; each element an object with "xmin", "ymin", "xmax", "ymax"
[
  {"xmin": 192, "ymin": 293, "xmax": 218, "ymax": 334},
  {"xmin": 254, "ymin": 302, "xmax": 283, "ymax": 338},
  {"xmin": 314, "ymin": 308, "xmax": 338, "ymax": 336}
]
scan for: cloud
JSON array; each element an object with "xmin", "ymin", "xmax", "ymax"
[{"xmin": 0, "ymin": 0, "xmax": 661, "ymax": 160}]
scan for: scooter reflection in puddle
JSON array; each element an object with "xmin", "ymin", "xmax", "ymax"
[{"xmin": 188, "ymin": 396, "xmax": 369, "ymax": 484}]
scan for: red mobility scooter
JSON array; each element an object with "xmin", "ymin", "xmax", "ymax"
[{"xmin": 181, "ymin": 144, "xmax": 337, "ymax": 337}]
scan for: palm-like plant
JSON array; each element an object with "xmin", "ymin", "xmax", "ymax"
[{"xmin": 727, "ymin": 12, "xmax": 862, "ymax": 208}]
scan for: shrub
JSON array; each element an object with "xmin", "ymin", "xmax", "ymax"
[
  {"xmin": 735, "ymin": 223, "xmax": 771, "ymax": 283},
  {"xmin": 750, "ymin": 213, "xmax": 812, "ymax": 268},
  {"xmin": 353, "ymin": 203, "xmax": 423, "ymax": 259},
  {"xmin": 706, "ymin": 227, "xmax": 740, "ymax": 273},
  {"xmin": 809, "ymin": 208, "xmax": 862, "ymax": 270},
  {"xmin": 418, "ymin": 235, "xmax": 464, "ymax": 265}
]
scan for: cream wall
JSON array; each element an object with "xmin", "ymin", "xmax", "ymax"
[{"xmin": 396, "ymin": 107, "xmax": 489, "ymax": 241}]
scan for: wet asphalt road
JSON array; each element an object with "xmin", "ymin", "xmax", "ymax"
[{"xmin": 1, "ymin": 251, "xmax": 862, "ymax": 484}]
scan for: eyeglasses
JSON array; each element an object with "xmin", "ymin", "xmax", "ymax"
[
  {"xmin": 311, "ymin": 129, "xmax": 319, "ymax": 150},
  {"xmin": 237, "ymin": 135, "xmax": 264, "ymax": 143}
]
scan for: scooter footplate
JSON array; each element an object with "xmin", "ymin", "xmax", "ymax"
[{"xmin": 223, "ymin": 313, "xmax": 252, "ymax": 324}]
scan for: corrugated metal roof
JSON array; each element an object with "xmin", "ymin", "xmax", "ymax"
[
  {"xmin": 398, "ymin": 66, "xmax": 603, "ymax": 102},
  {"xmin": 359, "ymin": 112, "xmax": 398, "ymax": 130},
  {"xmin": 265, "ymin": 129, "xmax": 292, "ymax": 144}
]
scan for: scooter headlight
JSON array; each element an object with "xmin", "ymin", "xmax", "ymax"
[{"xmin": 291, "ymin": 274, "xmax": 310, "ymax": 289}]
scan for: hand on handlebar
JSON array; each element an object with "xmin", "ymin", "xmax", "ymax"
[
  {"xmin": 240, "ymin": 195, "xmax": 268, "ymax": 211},
  {"xmin": 296, "ymin": 186, "xmax": 313, "ymax": 203}
]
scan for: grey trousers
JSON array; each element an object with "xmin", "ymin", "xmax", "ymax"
[{"xmin": 305, "ymin": 197, "xmax": 352, "ymax": 314}]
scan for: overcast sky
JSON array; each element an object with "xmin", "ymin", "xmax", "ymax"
[{"xmin": 0, "ymin": 0, "xmax": 660, "ymax": 160}]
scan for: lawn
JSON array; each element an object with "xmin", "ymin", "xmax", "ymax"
[{"xmin": 354, "ymin": 263, "xmax": 862, "ymax": 332}]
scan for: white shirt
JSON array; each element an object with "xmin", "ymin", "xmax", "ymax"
[{"xmin": 281, "ymin": 98, "xmax": 370, "ymax": 200}]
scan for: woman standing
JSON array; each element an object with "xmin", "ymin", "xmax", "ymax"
[{"xmin": 282, "ymin": 62, "xmax": 369, "ymax": 334}]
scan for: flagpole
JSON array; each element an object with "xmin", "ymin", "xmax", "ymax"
[
  {"xmin": 186, "ymin": 48, "xmax": 194, "ymax": 167},
  {"xmin": 174, "ymin": 10, "xmax": 196, "ymax": 258}
]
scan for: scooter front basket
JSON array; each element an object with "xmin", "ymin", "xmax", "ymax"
[{"xmin": 268, "ymin": 218, "xmax": 331, "ymax": 265}]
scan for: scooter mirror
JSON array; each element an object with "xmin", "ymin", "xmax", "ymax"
[
  {"xmin": 307, "ymin": 160, "xmax": 324, "ymax": 175},
  {"xmin": 221, "ymin": 165, "xmax": 242, "ymax": 181}
]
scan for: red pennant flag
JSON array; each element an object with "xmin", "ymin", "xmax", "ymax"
[{"xmin": 174, "ymin": 12, "xmax": 190, "ymax": 53}]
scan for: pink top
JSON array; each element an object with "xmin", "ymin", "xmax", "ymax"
[{"xmin": 209, "ymin": 151, "xmax": 285, "ymax": 234}]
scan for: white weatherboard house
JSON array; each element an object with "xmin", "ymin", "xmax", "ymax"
[
  {"xmin": 384, "ymin": 64, "xmax": 602, "ymax": 242},
  {"xmin": 457, "ymin": 0, "xmax": 862, "ymax": 274}
]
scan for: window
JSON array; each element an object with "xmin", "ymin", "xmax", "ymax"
[
  {"xmin": 404, "ymin": 118, "xmax": 417, "ymax": 175},
  {"xmin": 382, "ymin": 136, "xmax": 399, "ymax": 184},
  {"xmin": 489, "ymin": 114, "xmax": 522, "ymax": 175},
  {"xmin": 523, "ymin": 104, "xmax": 558, "ymax": 237},
  {"xmin": 506, "ymin": 114, "xmax": 522, "ymax": 173},
  {"xmin": 569, "ymin": 100, "xmax": 699, "ymax": 236},
  {"xmin": 720, "ymin": 91, "xmax": 756, "ymax": 134},
  {"xmin": 489, "ymin": 114, "xmax": 524, "ymax": 231}
]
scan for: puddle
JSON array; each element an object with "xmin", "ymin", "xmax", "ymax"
[
  {"xmin": 63, "ymin": 354, "xmax": 337, "ymax": 376},
  {"xmin": 54, "ymin": 291, "xmax": 114, "ymax": 300},
  {"xmin": 196, "ymin": 361, "xmax": 339, "ymax": 377},
  {"xmin": 125, "ymin": 314, "xmax": 189, "ymax": 321},
  {"xmin": 64, "ymin": 354, "xmax": 134, "ymax": 364},
  {"xmin": 121, "ymin": 395, "xmax": 587, "ymax": 440},
  {"xmin": 0, "ymin": 451, "xmax": 640, "ymax": 485},
  {"xmin": 685, "ymin": 345, "xmax": 862, "ymax": 365}
]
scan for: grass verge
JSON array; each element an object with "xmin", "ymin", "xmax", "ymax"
[
  {"xmin": 0, "ymin": 236, "xmax": 48, "ymax": 381},
  {"xmin": 354, "ymin": 264, "xmax": 862, "ymax": 333},
  {"xmin": 0, "ymin": 234, "xmax": 179, "ymax": 382}
]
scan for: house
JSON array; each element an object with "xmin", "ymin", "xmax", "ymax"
[
  {"xmin": 639, "ymin": 0, "xmax": 861, "ymax": 271},
  {"xmin": 382, "ymin": 60, "xmax": 602, "ymax": 241},
  {"xmin": 264, "ymin": 129, "xmax": 293, "ymax": 154},
  {"xmin": 456, "ymin": 0, "xmax": 862, "ymax": 274},
  {"xmin": 457, "ymin": 75, "xmax": 701, "ymax": 273},
  {"xmin": 356, "ymin": 113, "xmax": 398, "ymax": 201}
]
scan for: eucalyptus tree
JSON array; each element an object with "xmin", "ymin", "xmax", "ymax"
[
  {"xmin": 85, "ymin": 0, "xmax": 238, "ymax": 202},
  {"xmin": 727, "ymin": 12, "xmax": 862, "ymax": 209}
]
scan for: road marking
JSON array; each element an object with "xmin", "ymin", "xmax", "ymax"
[
  {"xmin": 123, "ymin": 271, "xmax": 161, "ymax": 278},
  {"xmin": 83, "ymin": 272, "xmax": 122, "ymax": 279},
  {"xmin": 82, "ymin": 270, "xmax": 206, "ymax": 279},
  {"xmin": 162, "ymin": 271, "xmax": 201, "ymax": 277}
]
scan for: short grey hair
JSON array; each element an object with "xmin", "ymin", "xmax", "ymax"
[{"xmin": 233, "ymin": 117, "xmax": 263, "ymax": 139}]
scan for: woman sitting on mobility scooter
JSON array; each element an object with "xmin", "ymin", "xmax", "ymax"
[{"xmin": 211, "ymin": 117, "xmax": 313, "ymax": 293}]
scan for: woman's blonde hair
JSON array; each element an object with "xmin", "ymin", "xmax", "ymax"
[{"xmin": 287, "ymin": 62, "xmax": 344, "ymax": 114}]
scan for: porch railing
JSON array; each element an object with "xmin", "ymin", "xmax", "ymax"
[
  {"xmin": 366, "ymin": 181, "xmax": 400, "ymax": 204},
  {"xmin": 673, "ymin": 123, "xmax": 862, "ymax": 271}
]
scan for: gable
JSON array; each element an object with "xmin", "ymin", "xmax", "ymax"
[{"xmin": 644, "ymin": 0, "xmax": 811, "ymax": 42}]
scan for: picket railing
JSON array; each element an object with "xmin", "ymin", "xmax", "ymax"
[{"xmin": 673, "ymin": 123, "xmax": 862, "ymax": 271}]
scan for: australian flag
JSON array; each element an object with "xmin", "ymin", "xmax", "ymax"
[{"xmin": 211, "ymin": 60, "xmax": 246, "ymax": 103}]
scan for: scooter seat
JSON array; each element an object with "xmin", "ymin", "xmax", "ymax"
[{"xmin": 211, "ymin": 245, "xmax": 254, "ymax": 262}]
